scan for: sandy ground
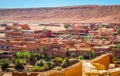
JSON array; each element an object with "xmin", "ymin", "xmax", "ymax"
[
  {"xmin": 29, "ymin": 23, "xmax": 65, "ymax": 31},
  {"xmin": 0, "ymin": 27, "xmax": 5, "ymax": 37}
]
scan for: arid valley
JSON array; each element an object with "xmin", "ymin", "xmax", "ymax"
[{"xmin": 0, "ymin": 4, "xmax": 120, "ymax": 76}]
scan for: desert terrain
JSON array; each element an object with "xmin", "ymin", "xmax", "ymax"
[{"xmin": 0, "ymin": 5, "xmax": 120, "ymax": 24}]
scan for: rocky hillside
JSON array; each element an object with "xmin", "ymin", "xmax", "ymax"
[{"xmin": 0, "ymin": 5, "xmax": 120, "ymax": 23}]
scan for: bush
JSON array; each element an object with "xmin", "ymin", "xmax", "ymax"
[
  {"xmin": 14, "ymin": 58, "xmax": 26, "ymax": 71},
  {"xmin": 116, "ymin": 44, "xmax": 120, "ymax": 51},
  {"xmin": 61, "ymin": 57, "xmax": 68, "ymax": 68},
  {"xmin": 35, "ymin": 60, "xmax": 45, "ymax": 66},
  {"xmin": 14, "ymin": 64, "xmax": 24, "ymax": 71},
  {"xmin": 84, "ymin": 35, "xmax": 90, "ymax": 41},
  {"xmin": 41, "ymin": 47, "xmax": 46, "ymax": 53},
  {"xmin": 117, "ymin": 28, "xmax": 120, "ymax": 34},
  {"xmin": 33, "ymin": 60, "xmax": 52, "ymax": 71},
  {"xmin": 55, "ymin": 57, "xmax": 63, "ymax": 62},
  {"xmin": 114, "ymin": 57, "xmax": 120, "ymax": 61},
  {"xmin": 23, "ymin": 51, "xmax": 31, "ymax": 60},
  {"xmin": 70, "ymin": 52, "xmax": 76, "ymax": 58},
  {"xmin": 33, "ymin": 53, "xmax": 41, "ymax": 60},
  {"xmin": 0, "ymin": 59, "xmax": 9, "ymax": 71},
  {"xmin": 54, "ymin": 66, "xmax": 62, "ymax": 70},
  {"xmin": 33, "ymin": 65, "xmax": 47, "ymax": 71},
  {"xmin": 45, "ymin": 61, "xmax": 52, "ymax": 68},
  {"xmin": 77, "ymin": 55, "xmax": 84, "ymax": 61},
  {"xmin": 45, "ymin": 55, "xmax": 50, "ymax": 61},
  {"xmin": 88, "ymin": 51, "xmax": 96, "ymax": 59},
  {"xmin": 16, "ymin": 51, "xmax": 24, "ymax": 58}
]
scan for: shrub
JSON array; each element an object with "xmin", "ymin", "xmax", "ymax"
[
  {"xmin": 64, "ymin": 24, "xmax": 71, "ymax": 30},
  {"xmin": 33, "ymin": 60, "xmax": 52, "ymax": 71},
  {"xmin": 55, "ymin": 57, "xmax": 63, "ymax": 62},
  {"xmin": 40, "ymin": 47, "xmax": 46, "ymax": 53},
  {"xmin": 14, "ymin": 58, "xmax": 26, "ymax": 71},
  {"xmin": 35, "ymin": 60, "xmax": 45, "ymax": 66},
  {"xmin": 61, "ymin": 57, "xmax": 68, "ymax": 68},
  {"xmin": 54, "ymin": 66, "xmax": 62, "ymax": 70},
  {"xmin": 88, "ymin": 51, "xmax": 96, "ymax": 59},
  {"xmin": 77, "ymin": 55, "xmax": 84, "ymax": 61},
  {"xmin": 16, "ymin": 51, "xmax": 24, "ymax": 58},
  {"xmin": 114, "ymin": 57, "xmax": 120, "ymax": 61},
  {"xmin": 0, "ymin": 59, "xmax": 9, "ymax": 71},
  {"xmin": 45, "ymin": 55, "xmax": 51, "ymax": 61},
  {"xmin": 33, "ymin": 53, "xmax": 41, "ymax": 60},
  {"xmin": 33, "ymin": 66, "xmax": 46, "ymax": 71},
  {"xmin": 23, "ymin": 51, "xmax": 31, "ymax": 60},
  {"xmin": 45, "ymin": 61, "xmax": 52, "ymax": 68},
  {"xmin": 84, "ymin": 35, "xmax": 90, "ymax": 41},
  {"xmin": 116, "ymin": 44, "xmax": 120, "ymax": 51},
  {"xmin": 70, "ymin": 52, "xmax": 76, "ymax": 58},
  {"xmin": 117, "ymin": 28, "xmax": 120, "ymax": 34}
]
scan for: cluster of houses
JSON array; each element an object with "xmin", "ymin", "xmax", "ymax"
[{"xmin": 0, "ymin": 23, "xmax": 120, "ymax": 58}]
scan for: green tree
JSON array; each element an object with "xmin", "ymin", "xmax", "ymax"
[{"xmin": 64, "ymin": 24, "xmax": 70, "ymax": 30}]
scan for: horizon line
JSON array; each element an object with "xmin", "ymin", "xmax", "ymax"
[{"xmin": 0, "ymin": 4, "xmax": 120, "ymax": 9}]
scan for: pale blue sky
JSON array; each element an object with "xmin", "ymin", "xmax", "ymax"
[{"xmin": 0, "ymin": 0, "xmax": 120, "ymax": 8}]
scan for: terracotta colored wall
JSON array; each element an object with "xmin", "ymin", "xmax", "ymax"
[
  {"xmin": 57, "ymin": 62, "xmax": 82, "ymax": 76},
  {"xmin": 91, "ymin": 53, "xmax": 114, "ymax": 69},
  {"xmin": 64, "ymin": 62, "xmax": 82, "ymax": 76}
]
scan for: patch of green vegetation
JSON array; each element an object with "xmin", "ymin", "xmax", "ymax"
[
  {"xmin": 55, "ymin": 57, "xmax": 63, "ymax": 62},
  {"xmin": 13, "ymin": 58, "xmax": 26, "ymax": 72},
  {"xmin": 116, "ymin": 44, "xmax": 120, "ymax": 51},
  {"xmin": 33, "ymin": 60, "xmax": 52, "ymax": 71},
  {"xmin": 0, "ymin": 58, "xmax": 9, "ymax": 71},
  {"xmin": 117, "ymin": 28, "xmax": 120, "ymax": 34},
  {"xmin": 61, "ymin": 57, "xmax": 68, "ymax": 68},
  {"xmin": 77, "ymin": 55, "xmax": 84, "ymax": 61}
]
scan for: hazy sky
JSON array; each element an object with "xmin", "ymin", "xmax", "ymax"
[{"xmin": 0, "ymin": 0, "xmax": 120, "ymax": 8}]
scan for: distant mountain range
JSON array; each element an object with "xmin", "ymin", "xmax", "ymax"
[{"xmin": 0, "ymin": 5, "xmax": 120, "ymax": 23}]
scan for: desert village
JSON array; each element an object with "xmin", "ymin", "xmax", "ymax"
[{"xmin": 0, "ymin": 22, "xmax": 120, "ymax": 76}]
